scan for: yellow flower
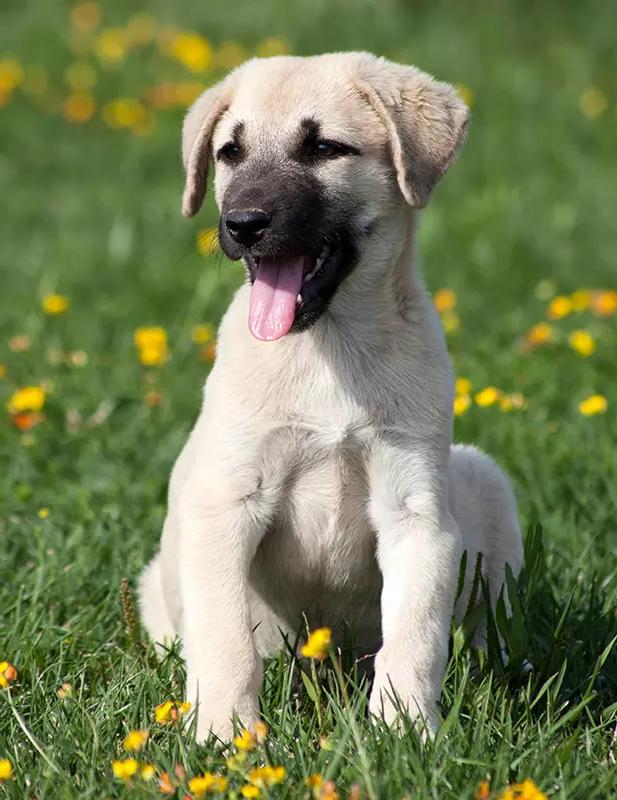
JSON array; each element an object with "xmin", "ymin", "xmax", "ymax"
[
  {"xmin": 475, "ymin": 780, "xmax": 490, "ymax": 800},
  {"xmin": 579, "ymin": 87, "xmax": 608, "ymax": 119},
  {"xmin": 0, "ymin": 759, "xmax": 13, "ymax": 781},
  {"xmin": 569, "ymin": 329, "xmax": 596, "ymax": 357},
  {"xmin": 591, "ymin": 289, "xmax": 617, "ymax": 317},
  {"xmin": 253, "ymin": 720, "xmax": 268, "ymax": 743},
  {"xmin": 0, "ymin": 59, "xmax": 24, "ymax": 93},
  {"xmin": 433, "ymin": 287, "xmax": 457, "ymax": 313},
  {"xmin": 140, "ymin": 763, "xmax": 156, "ymax": 780},
  {"xmin": 188, "ymin": 773, "xmax": 228, "ymax": 795},
  {"xmin": 197, "ymin": 227, "xmax": 219, "ymax": 256},
  {"xmin": 63, "ymin": 93, "xmax": 96, "ymax": 123},
  {"xmin": 112, "ymin": 758, "xmax": 139, "ymax": 780},
  {"xmin": 498, "ymin": 779, "xmax": 547, "ymax": 800},
  {"xmin": 168, "ymin": 33, "xmax": 213, "ymax": 72},
  {"xmin": 578, "ymin": 394, "xmax": 607, "ymax": 417},
  {"xmin": 455, "ymin": 377, "xmax": 472, "ymax": 395},
  {"xmin": 256, "ymin": 37, "xmax": 290, "ymax": 57},
  {"xmin": 241, "ymin": 786, "xmax": 261, "ymax": 798},
  {"xmin": 320, "ymin": 781, "xmax": 340, "ymax": 800},
  {"xmin": 57, "ymin": 683, "xmax": 73, "ymax": 700},
  {"xmin": 441, "ymin": 310, "xmax": 460, "ymax": 334},
  {"xmin": 7, "ymin": 386, "xmax": 46, "ymax": 414},
  {"xmin": 38, "ymin": 508, "xmax": 50, "ymax": 519},
  {"xmin": 454, "ymin": 82, "xmax": 474, "ymax": 107},
  {"xmin": 453, "ymin": 394, "xmax": 471, "ymax": 417},
  {"xmin": 65, "ymin": 61, "xmax": 97, "ymax": 91},
  {"xmin": 547, "ymin": 295, "xmax": 572, "ymax": 320},
  {"xmin": 126, "ymin": 15, "xmax": 157, "ymax": 46},
  {"xmin": 214, "ymin": 41, "xmax": 248, "ymax": 71},
  {"xmin": 301, "ymin": 626, "xmax": 332, "ymax": 660},
  {"xmin": 248, "ymin": 765, "xmax": 286, "ymax": 788},
  {"xmin": 474, "ymin": 387, "xmax": 501, "ymax": 408},
  {"xmin": 134, "ymin": 326, "xmax": 168, "ymax": 366},
  {"xmin": 570, "ymin": 289, "xmax": 591, "ymax": 311},
  {"xmin": 525, "ymin": 322, "xmax": 554, "ymax": 348},
  {"xmin": 201, "ymin": 341, "xmax": 217, "ymax": 363},
  {"xmin": 42, "ymin": 293, "xmax": 70, "ymax": 315},
  {"xmin": 226, "ymin": 753, "xmax": 247, "ymax": 771},
  {"xmin": 95, "ymin": 28, "xmax": 128, "ymax": 63},
  {"xmin": 102, "ymin": 97, "xmax": 148, "ymax": 130},
  {"xmin": 71, "ymin": 2, "xmax": 101, "ymax": 32},
  {"xmin": 123, "ymin": 729, "xmax": 148, "ymax": 752},
  {"xmin": 306, "ymin": 773, "xmax": 323, "ymax": 795},
  {"xmin": 0, "ymin": 661, "xmax": 17, "ymax": 689},
  {"xmin": 234, "ymin": 728, "xmax": 257, "ymax": 751},
  {"xmin": 191, "ymin": 323, "xmax": 213, "ymax": 344},
  {"xmin": 153, "ymin": 699, "xmax": 190, "ymax": 724}
]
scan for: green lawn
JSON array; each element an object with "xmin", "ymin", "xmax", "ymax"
[{"xmin": 1, "ymin": 1, "xmax": 616, "ymax": 798}]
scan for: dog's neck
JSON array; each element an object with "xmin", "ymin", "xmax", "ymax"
[{"xmin": 320, "ymin": 209, "xmax": 424, "ymax": 344}]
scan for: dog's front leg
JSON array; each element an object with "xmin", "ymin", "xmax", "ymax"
[
  {"xmin": 179, "ymin": 468, "xmax": 272, "ymax": 743},
  {"xmin": 368, "ymin": 438, "xmax": 463, "ymax": 736}
]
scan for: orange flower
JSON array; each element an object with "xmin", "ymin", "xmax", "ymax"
[
  {"xmin": 591, "ymin": 290, "xmax": 617, "ymax": 317},
  {"xmin": 433, "ymin": 288, "xmax": 457, "ymax": 313},
  {"xmin": 547, "ymin": 295, "xmax": 572, "ymax": 320},
  {"xmin": 71, "ymin": 2, "xmax": 101, "ymax": 32},
  {"xmin": 63, "ymin": 93, "xmax": 95, "ymax": 123},
  {"xmin": 475, "ymin": 780, "xmax": 490, "ymax": 800},
  {"xmin": 524, "ymin": 322, "xmax": 554, "ymax": 349}
]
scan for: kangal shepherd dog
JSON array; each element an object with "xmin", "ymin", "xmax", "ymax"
[{"xmin": 139, "ymin": 51, "xmax": 523, "ymax": 742}]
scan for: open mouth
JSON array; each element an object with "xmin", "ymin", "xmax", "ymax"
[{"xmin": 244, "ymin": 239, "xmax": 347, "ymax": 341}]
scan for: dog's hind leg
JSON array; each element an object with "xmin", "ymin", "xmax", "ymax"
[{"xmin": 448, "ymin": 444, "xmax": 523, "ymax": 651}]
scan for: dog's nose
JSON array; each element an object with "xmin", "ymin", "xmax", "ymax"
[{"xmin": 225, "ymin": 209, "xmax": 272, "ymax": 247}]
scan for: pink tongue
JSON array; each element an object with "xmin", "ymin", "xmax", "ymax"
[{"xmin": 248, "ymin": 256, "xmax": 305, "ymax": 341}]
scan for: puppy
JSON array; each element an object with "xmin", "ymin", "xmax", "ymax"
[{"xmin": 139, "ymin": 51, "xmax": 523, "ymax": 742}]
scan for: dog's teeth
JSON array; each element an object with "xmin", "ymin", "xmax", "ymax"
[{"xmin": 297, "ymin": 294, "xmax": 302, "ymax": 304}]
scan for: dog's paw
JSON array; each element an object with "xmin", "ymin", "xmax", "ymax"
[
  {"xmin": 187, "ymin": 678, "xmax": 260, "ymax": 744},
  {"xmin": 369, "ymin": 650, "xmax": 441, "ymax": 739}
]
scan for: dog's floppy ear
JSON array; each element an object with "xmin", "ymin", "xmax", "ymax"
[
  {"xmin": 356, "ymin": 58, "xmax": 469, "ymax": 208},
  {"xmin": 181, "ymin": 73, "xmax": 238, "ymax": 218}
]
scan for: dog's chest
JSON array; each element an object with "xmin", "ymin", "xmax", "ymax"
[{"xmin": 251, "ymin": 419, "xmax": 382, "ymax": 639}]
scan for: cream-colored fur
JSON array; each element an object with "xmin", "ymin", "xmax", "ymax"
[{"xmin": 139, "ymin": 52, "xmax": 523, "ymax": 742}]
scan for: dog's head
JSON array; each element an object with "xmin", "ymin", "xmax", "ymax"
[{"xmin": 181, "ymin": 52, "xmax": 468, "ymax": 341}]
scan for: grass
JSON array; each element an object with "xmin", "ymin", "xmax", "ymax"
[{"xmin": 1, "ymin": 0, "xmax": 616, "ymax": 797}]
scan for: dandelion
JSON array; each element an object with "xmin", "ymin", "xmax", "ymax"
[
  {"xmin": 578, "ymin": 394, "xmax": 607, "ymax": 417},
  {"xmin": 241, "ymin": 786, "xmax": 261, "ymax": 798},
  {"xmin": 102, "ymin": 97, "xmax": 147, "ymax": 130},
  {"xmin": 455, "ymin": 377, "xmax": 472, "ymax": 395},
  {"xmin": 159, "ymin": 771, "xmax": 175, "ymax": 794},
  {"xmin": 591, "ymin": 289, "xmax": 617, "ymax": 317},
  {"xmin": 0, "ymin": 661, "xmax": 17, "ymax": 689},
  {"xmin": 234, "ymin": 728, "xmax": 257, "ymax": 751},
  {"xmin": 112, "ymin": 758, "xmax": 139, "ymax": 780},
  {"xmin": 306, "ymin": 774, "xmax": 324, "ymax": 797},
  {"xmin": 191, "ymin": 323, "xmax": 213, "ymax": 344},
  {"xmin": 214, "ymin": 41, "xmax": 248, "ymax": 71},
  {"xmin": 63, "ymin": 93, "xmax": 96, "ymax": 123},
  {"xmin": 525, "ymin": 322, "xmax": 554, "ymax": 348},
  {"xmin": 226, "ymin": 753, "xmax": 247, "ymax": 771},
  {"xmin": 441, "ymin": 310, "xmax": 460, "ymax": 334},
  {"xmin": 38, "ymin": 508, "xmax": 50, "ymax": 519},
  {"xmin": 547, "ymin": 295, "xmax": 572, "ymax": 320},
  {"xmin": 579, "ymin": 87, "xmax": 607, "ymax": 119},
  {"xmin": 153, "ymin": 699, "xmax": 190, "ymax": 724},
  {"xmin": 453, "ymin": 394, "xmax": 471, "ymax": 417},
  {"xmin": 498, "ymin": 779, "xmax": 547, "ymax": 800},
  {"xmin": 126, "ymin": 15, "xmax": 157, "ymax": 46},
  {"xmin": 0, "ymin": 58, "xmax": 24, "ymax": 93},
  {"xmin": 57, "ymin": 683, "xmax": 73, "ymax": 700},
  {"xmin": 433, "ymin": 288, "xmax": 457, "ymax": 313},
  {"xmin": 201, "ymin": 342, "xmax": 217, "ymax": 363},
  {"xmin": 301, "ymin": 626, "xmax": 332, "ymax": 660},
  {"xmin": 247, "ymin": 765, "xmax": 286, "ymax": 788},
  {"xmin": 197, "ymin": 227, "xmax": 219, "ymax": 256},
  {"xmin": 140, "ymin": 763, "xmax": 156, "ymax": 780},
  {"xmin": 570, "ymin": 289, "xmax": 591, "ymax": 311},
  {"xmin": 253, "ymin": 720, "xmax": 268, "ymax": 743},
  {"xmin": 123, "ymin": 729, "xmax": 148, "ymax": 752},
  {"xmin": 256, "ymin": 37, "xmax": 290, "ymax": 57},
  {"xmin": 474, "ymin": 387, "xmax": 501, "ymax": 408},
  {"xmin": 168, "ymin": 33, "xmax": 213, "ymax": 73},
  {"xmin": 188, "ymin": 773, "xmax": 228, "ymax": 795},
  {"xmin": 7, "ymin": 386, "xmax": 45, "ymax": 414},
  {"xmin": 568, "ymin": 330, "xmax": 596, "ymax": 357},
  {"xmin": 134, "ymin": 326, "xmax": 168, "ymax": 367},
  {"xmin": 71, "ymin": 1, "xmax": 101, "ymax": 32},
  {"xmin": 475, "ymin": 781, "xmax": 490, "ymax": 800},
  {"xmin": 0, "ymin": 759, "xmax": 13, "ymax": 781},
  {"xmin": 95, "ymin": 28, "xmax": 128, "ymax": 63},
  {"xmin": 42, "ymin": 293, "xmax": 70, "ymax": 315}
]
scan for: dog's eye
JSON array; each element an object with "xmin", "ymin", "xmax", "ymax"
[
  {"xmin": 313, "ymin": 139, "xmax": 359, "ymax": 159},
  {"xmin": 217, "ymin": 142, "xmax": 243, "ymax": 164}
]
